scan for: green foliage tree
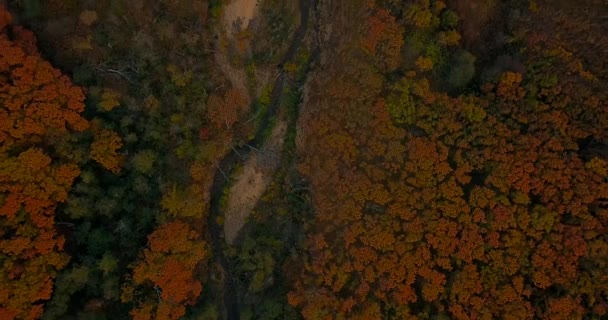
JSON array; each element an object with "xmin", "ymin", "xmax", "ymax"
[
  {"xmin": 447, "ymin": 50, "xmax": 477, "ymax": 89},
  {"xmin": 131, "ymin": 150, "xmax": 157, "ymax": 175}
]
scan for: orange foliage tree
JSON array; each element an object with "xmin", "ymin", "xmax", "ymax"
[
  {"xmin": 361, "ymin": 8, "xmax": 404, "ymax": 72},
  {"xmin": 124, "ymin": 221, "xmax": 206, "ymax": 320},
  {"xmin": 90, "ymin": 127, "xmax": 123, "ymax": 173},
  {"xmin": 206, "ymin": 87, "xmax": 248, "ymax": 130},
  {"xmin": 0, "ymin": 6, "xmax": 90, "ymax": 319},
  {"xmin": 290, "ymin": 0, "xmax": 608, "ymax": 319}
]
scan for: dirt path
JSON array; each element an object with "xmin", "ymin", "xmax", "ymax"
[{"xmin": 223, "ymin": 120, "xmax": 287, "ymax": 243}]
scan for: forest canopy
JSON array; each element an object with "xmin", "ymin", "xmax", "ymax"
[
  {"xmin": 290, "ymin": 0, "xmax": 608, "ymax": 319},
  {"xmin": 1, "ymin": 0, "xmax": 607, "ymax": 319}
]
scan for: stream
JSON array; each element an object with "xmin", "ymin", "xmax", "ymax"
[{"xmin": 207, "ymin": 0, "xmax": 317, "ymax": 318}]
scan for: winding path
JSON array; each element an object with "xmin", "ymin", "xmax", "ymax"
[{"xmin": 207, "ymin": 0, "xmax": 317, "ymax": 318}]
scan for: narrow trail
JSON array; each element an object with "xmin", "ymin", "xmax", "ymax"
[{"xmin": 207, "ymin": 0, "xmax": 317, "ymax": 318}]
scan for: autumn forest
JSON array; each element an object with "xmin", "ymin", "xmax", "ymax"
[{"xmin": 0, "ymin": 0, "xmax": 607, "ymax": 319}]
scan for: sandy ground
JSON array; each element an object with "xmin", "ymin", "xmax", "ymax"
[
  {"xmin": 213, "ymin": 0, "xmax": 261, "ymax": 103},
  {"xmin": 223, "ymin": 0, "xmax": 259, "ymax": 32},
  {"xmin": 224, "ymin": 120, "xmax": 287, "ymax": 243}
]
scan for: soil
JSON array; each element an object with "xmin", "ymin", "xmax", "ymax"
[{"xmin": 223, "ymin": 0, "xmax": 259, "ymax": 34}]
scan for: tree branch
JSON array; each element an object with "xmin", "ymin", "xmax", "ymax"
[
  {"xmin": 97, "ymin": 66, "xmax": 134, "ymax": 83},
  {"xmin": 217, "ymin": 165, "xmax": 229, "ymax": 181}
]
